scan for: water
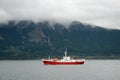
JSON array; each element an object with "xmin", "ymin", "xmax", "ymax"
[{"xmin": 0, "ymin": 60, "xmax": 120, "ymax": 80}]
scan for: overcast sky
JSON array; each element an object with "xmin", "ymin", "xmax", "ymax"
[{"xmin": 0, "ymin": 0, "xmax": 120, "ymax": 29}]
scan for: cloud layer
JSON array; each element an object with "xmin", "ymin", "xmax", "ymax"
[{"xmin": 0, "ymin": 0, "xmax": 120, "ymax": 29}]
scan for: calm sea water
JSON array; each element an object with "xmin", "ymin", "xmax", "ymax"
[{"xmin": 0, "ymin": 60, "xmax": 120, "ymax": 80}]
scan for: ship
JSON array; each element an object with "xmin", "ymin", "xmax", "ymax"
[{"xmin": 42, "ymin": 50, "xmax": 85, "ymax": 65}]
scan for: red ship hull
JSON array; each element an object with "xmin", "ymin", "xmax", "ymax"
[{"xmin": 43, "ymin": 60, "xmax": 84, "ymax": 65}]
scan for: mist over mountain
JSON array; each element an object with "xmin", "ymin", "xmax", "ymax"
[{"xmin": 0, "ymin": 21, "xmax": 120, "ymax": 59}]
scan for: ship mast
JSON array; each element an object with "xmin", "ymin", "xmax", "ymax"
[{"xmin": 64, "ymin": 49, "xmax": 67, "ymax": 57}]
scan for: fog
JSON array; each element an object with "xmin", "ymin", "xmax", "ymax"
[{"xmin": 0, "ymin": 0, "xmax": 120, "ymax": 29}]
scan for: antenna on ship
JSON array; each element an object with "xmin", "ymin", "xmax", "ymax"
[
  {"xmin": 64, "ymin": 49, "xmax": 67, "ymax": 57},
  {"xmin": 48, "ymin": 55, "xmax": 50, "ymax": 60}
]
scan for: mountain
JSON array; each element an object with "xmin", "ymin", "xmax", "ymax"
[{"xmin": 0, "ymin": 21, "xmax": 120, "ymax": 59}]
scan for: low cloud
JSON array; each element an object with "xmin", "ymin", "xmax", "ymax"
[{"xmin": 0, "ymin": 0, "xmax": 120, "ymax": 29}]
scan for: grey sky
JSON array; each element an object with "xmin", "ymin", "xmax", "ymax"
[{"xmin": 0, "ymin": 0, "xmax": 120, "ymax": 29}]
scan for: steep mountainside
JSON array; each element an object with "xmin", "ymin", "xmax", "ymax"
[{"xmin": 0, "ymin": 21, "xmax": 120, "ymax": 59}]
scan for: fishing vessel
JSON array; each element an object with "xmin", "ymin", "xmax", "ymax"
[{"xmin": 42, "ymin": 50, "xmax": 85, "ymax": 65}]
